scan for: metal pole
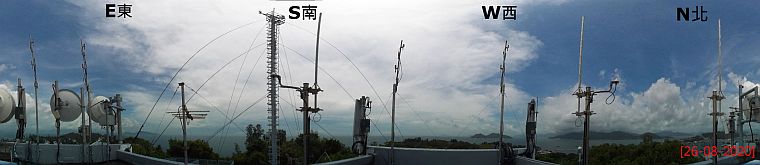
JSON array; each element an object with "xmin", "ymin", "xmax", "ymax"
[
  {"xmin": 717, "ymin": 19, "xmax": 722, "ymax": 95},
  {"xmin": 81, "ymin": 40, "xmax": 95, "ymax": 164},
  {"xmin": 53, "ymin": 81, "xmax": 61, "ymax": 164},
  {"xmin": 16, "ymin": 78, "xmax": 25, "ymax": 141},
  {"xmin": 582, "ymin": 87, "xmax": 591, "ymax": 165},
  {"xmin": 574, "ymin": 20, "xmax": 585, "ymax": 164},
  {"xmin": 739, "ymin": 85, "xmax": 744, "ymax": 146},
  {"xmin": 261, "ymin": 9, "xmax": 284, "ymax": 165},
  {"xmin": 80, "ymin": 87, "xmax": 86, "ymax": 163},
  {"xmin": 391, "ymin": 40, "xmax": 404, "ymax": 165},
  {"xmin": 314, "ymin": 13, "xmax": 321, "ymax": 108},
  {"xmin": 28, "ymin": 36, "xmax": 40, "ymax": 162},
  {"xmin": 116, "ymin": 94, "xmax": 122, "ymax": 144},
  {"xmin": 710, "ymin": 91, "xmax": 720, "ymax": 165},
  {"xmin": 302, "ymin": 83, "xmax": 310, "ymax": 165},
  {"xmin": 308, "ymin": 13, "xmax": 321, "ymax": 164},
  {"xmin": 180, "ymin": 82, "xmax": 188, "ymax": 165},
  {"xmin": 498, "ymin": 40, "xmax": 508, "ymax": 165},
  {"xmin": 576, "ymin": 17, "xmax": 585, "ymax": 115}
]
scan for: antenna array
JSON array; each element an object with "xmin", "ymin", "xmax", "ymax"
[{"xmin": 168, "ymin": 82, "xmax": 208, "ymax": 165}]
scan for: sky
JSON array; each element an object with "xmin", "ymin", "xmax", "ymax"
[{"xmin": 1, "ymin": 0, "xmax": 760, "ymax": 142}]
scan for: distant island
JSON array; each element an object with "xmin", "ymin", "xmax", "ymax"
[
  {"xmin": 550, "ymin": 131, "xmax": 671, "ymax": 140},
  {"xmin": 471, "ymin": 133, "xmax": 511, "ymax": 139},
  {"xmin": 655, "ymin": 131, "xmax": 691, "ymax": 138}
]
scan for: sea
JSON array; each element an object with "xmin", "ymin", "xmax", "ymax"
[{"xmin": 147, "ymin": 135, "xmax": 657, "ymax": 157}]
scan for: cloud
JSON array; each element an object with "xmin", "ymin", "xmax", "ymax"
[
  {"xmin": 540, "ymin": 78, "xmax": 682, "ymax": 135},
  {"xmin": 537, "ymin": 73, "xmax": 760, "ymax": 136},
  {"xmin": 56, "ymin": 0, "xmax": 547, "ymax": 138}
]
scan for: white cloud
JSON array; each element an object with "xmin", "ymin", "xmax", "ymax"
[
  {"xmin": 57, "ymin": 0, "xmax": 546, "ymax": 137},
  {"xmin": 537, "ymin": 74, "xmax": 760, "ymax": 136}
]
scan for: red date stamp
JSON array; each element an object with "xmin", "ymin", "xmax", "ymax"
[{"xmin": 680, "ymin": 145, "xmax": 755, "ymax": 158}]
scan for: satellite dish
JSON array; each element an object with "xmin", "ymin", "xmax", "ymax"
[
  {"xmin": 49, "ymin": 89, "xmax": 81, "ymax": 122},
  {"xmin": 0, "ymin": 90, "xmax": 16, "ymax": 123},
  {"xmin": 743, "ymin": 95, "xmax": 760, "ymax": 122},
  {"xmin": 89, "ymin": 96, "xmax": 115, "ymax": 126}
]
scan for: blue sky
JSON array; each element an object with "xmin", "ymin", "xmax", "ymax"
[{"xmin": 1, "ymin": 0, "xmax": 760, "ymax": 141}]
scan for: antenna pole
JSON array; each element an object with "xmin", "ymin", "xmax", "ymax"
[
  {"xmin": 271, "ymin": 13, "xmax": 323, "ymax": 163},
  {"xmin": 80, "ymin": 40, "xmax": 95, "ymax": 163},
  {"xmin": 708, "ymin": 19, "xmax": 726, "ymax": 165},
  {"xmin": 314, "ymin": 13, "xmax": 322, "ymax": 109},
  {"xmin": 738, "ymin": 84, "xmax": 744, "ymax": 146},
  {"xmin": 498, "ymin": 40, "xmax": 509, "ymax": 165},
  {"xmin": 569, "ymin": 17, "xmax": 618, "ymax": 165},
  {"xmin": 301, "ymin": 83, "xmax": 311, "ymax": 165},
  {"xmin": 52, "ymin": 81, "xmax": 61, "ymax": 164},
  {"xmin": 15, "ymin": 78, "xmax": 26, "ymax": 142},
  {"xmin": 179, "ymin": 82, "xmax": 188, "ymax": 165},
  {"xmin": 572, "ymin": 17, "xmax": 588, "ymax": 165},
  {"xmin": 28, "ymin": 35, "xmax": 41, "ymax": 162},
  {"xmin": 116, "ymin": 94, "xmax": 123, "ymax": 144},
  {"xmin": 577, "ymin": 17, "xmax": 585, "ymax": 114},
  {"xmin": 261, "ymin": 9, "xmax": 285, "ymax": 165},
  {"xmin": 80, "ymin": 87, "xmax": 86, "ymax": 164},
  {"xmin": 574, "ymin": 19, "xmax": 585, "ymax": 164},
  {"xmin": 718, "ymin": 19, "xmax": 722, "ymax": 94},
  {"xmin": 390, "ymin": 40, "xmax": 404, "ymax": 165}
]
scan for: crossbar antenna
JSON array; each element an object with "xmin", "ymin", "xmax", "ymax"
[{"xmin": 168, "ymin": 82, "xmax": 209, "ymax": 165}]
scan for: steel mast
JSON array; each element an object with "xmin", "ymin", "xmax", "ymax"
[
  {"xmin": 28, "ymin": 36, "xmax": 41, "ymax": 162},
  {"xmin": 498, "ymin": 40, "xmax": 509, "ymax": 165},
  {"xmin": 708, "ymin": 19, "xmax": 725, "ymax": 165},
  {"xmin": 390, "ymin": 40, "xmax": 404, "ymax": 165},
  {"xmin": 261, "ymin": 9, "xmax": 285, "ymax": 165}
]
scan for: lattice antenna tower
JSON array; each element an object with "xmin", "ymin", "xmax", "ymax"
[{"xmin": 260, "ymin": 9, "xmax": 285, "ymax": 165}]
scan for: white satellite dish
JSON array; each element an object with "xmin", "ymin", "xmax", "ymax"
[
  {"xmin": 743, "ymin": 95, "xmax": 760, "ymax": 122},
  {"xmin": 0, "ymin": 90, "xmax": 16, "ymax": 123},
  {"xmin": 89, "ymin": 96, "xmax": 115, "ymax": 126},
  {"xmin": 50, "ymin": 89, "xmax": 82, "ymax": 122}
]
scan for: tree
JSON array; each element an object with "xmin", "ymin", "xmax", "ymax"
[
  {"xmin": 234, "ymin": 124, "xmax": 269, "ymax": 164},
  {"xmin": 124, "ymin": 137, "xmax": 167, "ymax": 158},
  {"xmin": 232, "ymin": 124, "xmax": 355, "ymax": 164},
  {"xmin": 167, "ymin": 139, "xmax": 220, "ymax": 160}
]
